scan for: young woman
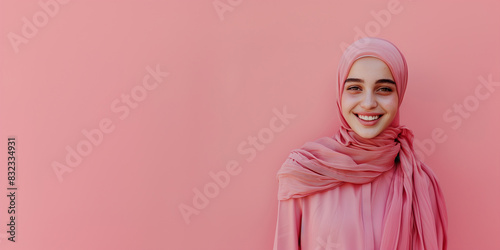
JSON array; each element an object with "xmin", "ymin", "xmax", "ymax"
[{"xmin": 273, "ymin": 37, "xmax": 448, "ymax": 250}]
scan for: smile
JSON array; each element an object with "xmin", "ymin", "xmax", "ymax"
[
  {"xmin": 357, "ymin": 114, "xmax": 381, "ymax": 121},
  {"xmin": 354, "ymin": 113, "xmax": 383, "ymax": 126}
]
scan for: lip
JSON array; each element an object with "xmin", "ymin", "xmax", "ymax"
[
  {"xmin": 355, "ymin": 112, "xmax": 383, "ymax": 116},
  {"xmin": 354, "ymin": 113, "xmax": 383, "ymax": 126}
]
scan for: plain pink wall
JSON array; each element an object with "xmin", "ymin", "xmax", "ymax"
[{"xmin": 1, "ymin": 0, "xmax": 499, "ymax": 249}]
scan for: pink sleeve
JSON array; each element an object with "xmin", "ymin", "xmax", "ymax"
[{"xmin": 273, "ymin": 198, "xmax": 302, "ymax": 250}]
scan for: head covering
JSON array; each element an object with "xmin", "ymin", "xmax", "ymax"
[
  {"xmin": 276, "ymin": 37, "xmax": 448, "ymax": 249},
  {"xmin": 337, "ymin": 37, "xmax": 407, "ymax": 128}
]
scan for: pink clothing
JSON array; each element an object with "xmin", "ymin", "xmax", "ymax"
[
  {"xmin": 273, "ymin": 38, "xmax": 448, "ymax": 250},
  {"xmin": 274, "ymin": 164, "xmax": 396, "ymax": 249}
]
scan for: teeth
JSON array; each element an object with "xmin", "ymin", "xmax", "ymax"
[{"xmin": 358, "ymin": 115, "xmax": 380, "ymax": 121}]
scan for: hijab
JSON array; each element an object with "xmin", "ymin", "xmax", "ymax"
[{"xmin": 276, "ymin": 37, "xmax": 448, "ymax": 249}]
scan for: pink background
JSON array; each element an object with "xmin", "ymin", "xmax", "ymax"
[{"xmin": 1, "ymin": 0, "xmax": 499, "ymax": 249}]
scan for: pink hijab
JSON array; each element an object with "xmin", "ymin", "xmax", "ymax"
[{"xmin": 276, "ymin": 37, "xmax": 448, "ymax": 249}]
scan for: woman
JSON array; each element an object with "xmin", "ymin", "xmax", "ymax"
[{"xmin": 273, "ymin": 37, "xmax": 448, "ymax": 250}]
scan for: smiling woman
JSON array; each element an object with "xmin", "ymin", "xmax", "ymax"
[
  {"xmin": 341, "ymin": 57, "xmax": 399, "ymax": 139},
  {"xmin": 273, "ymin": 37, "xmax": 448, "ymax": 250}
]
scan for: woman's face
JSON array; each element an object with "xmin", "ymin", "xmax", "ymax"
[{"xmin": 341, "ymin": 57, "xmax": 399, "ymax": 139}]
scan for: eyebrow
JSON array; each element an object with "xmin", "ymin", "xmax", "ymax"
[{"xmin": 344, "ymin": 78, "xmax": 396, "ymax": 84}]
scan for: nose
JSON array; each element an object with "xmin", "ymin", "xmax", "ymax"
[{"xmin": 360, "ymin": 92, "xmax": 377, "ymax": 109}]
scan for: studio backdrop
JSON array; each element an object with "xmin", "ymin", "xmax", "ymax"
[{"xmin": 1, "ymin": 0, "xmax": 499, "ymax": 249}]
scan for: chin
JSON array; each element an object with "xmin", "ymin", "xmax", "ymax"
[{"xmin": 351, "ymin": 126, "xmax": 384, "ymax": 139}]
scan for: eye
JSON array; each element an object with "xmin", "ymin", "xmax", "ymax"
[
  {"xmin": 346, "ymin": 85, "xmax": 361, "ymax": 91},
  {"xmin": 378, "ymin": 87, "xmax": 393, "ymax": 92}
]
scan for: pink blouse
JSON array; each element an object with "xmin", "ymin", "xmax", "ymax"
[{"xmin": 273, "ymin": 166, "xmax": 401, "ymax": 250}]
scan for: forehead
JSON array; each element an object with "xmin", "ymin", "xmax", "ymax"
[{"xmin": 347, "ymin": 57, "xmax": 394, "ymax": 80}]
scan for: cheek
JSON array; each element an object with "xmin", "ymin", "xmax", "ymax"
[
  {"xmin": 340, "ymin": 94, "xmax": 353, "ymax": 115},
  {"xmin": 379, "ymin": 96, "xmax": 399, "ymax": 115}
]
